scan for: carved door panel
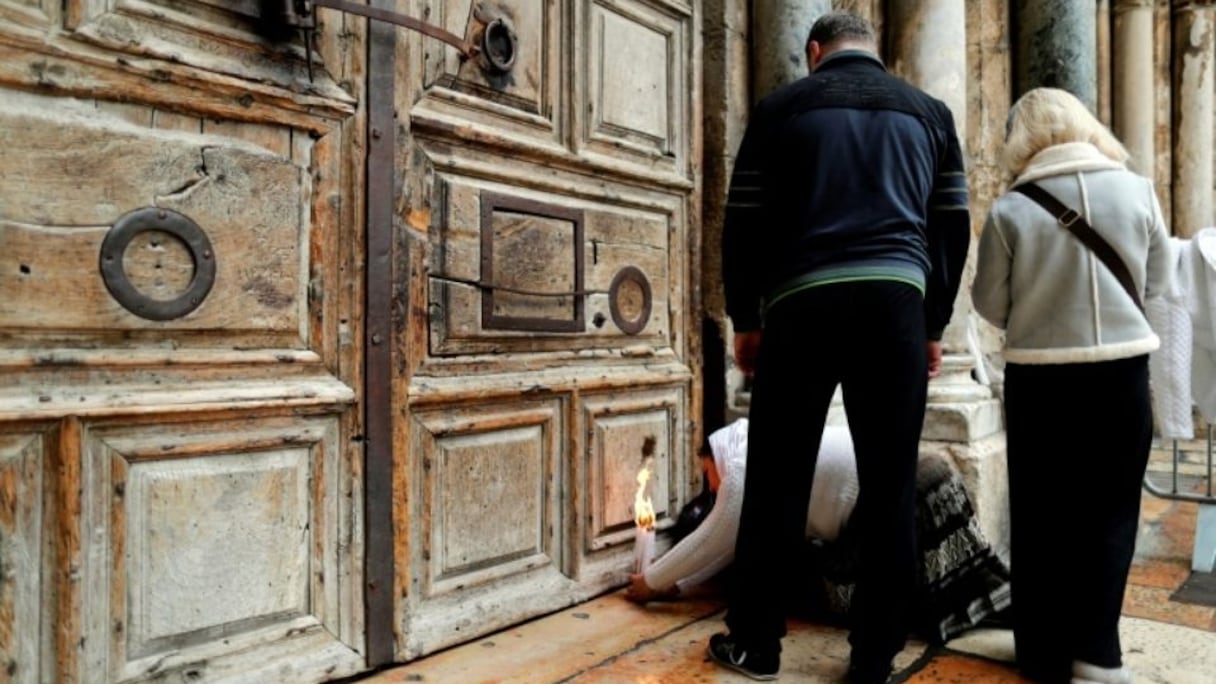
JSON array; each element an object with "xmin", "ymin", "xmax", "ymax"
[
  {"xmin": 378, "ymin": 0, "xmax": 702, "ymax": 659},
  {"xmin": 0, "ymin": 2, "xmax": 365, "ymax": 682}
]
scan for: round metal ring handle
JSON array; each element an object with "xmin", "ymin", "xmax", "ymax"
[
  {"xmin": 608, "ymin": 266, "xmax": 652, "ymax": 336},
  {"xmin": 99, "ymin": 207, "xmax": 217, "ymax": 321},
  {"xmin": 481, "ymin": 18, "xmax": 518, "ymax": 74}
]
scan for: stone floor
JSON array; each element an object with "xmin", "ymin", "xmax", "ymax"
[{"xmin": 354, "ymin": 450, "xmax": 1216, "ymax": 684}]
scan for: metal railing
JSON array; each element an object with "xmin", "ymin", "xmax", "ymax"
[{"xmin": 1144, "ymin": 425, "xmax": 1216, "ymax": 504}]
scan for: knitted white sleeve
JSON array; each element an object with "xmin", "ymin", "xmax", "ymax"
[
  {"xmin": 1148, "ymin": 296, "xmax": 1194, "ymax": 439},
  {"xmin": 1148, "ymin": 236, "xmax": 1193, "ymax": 438},
  {"xmin": 805, "ymin": 425, "xmax": 860, "ymax": 541},
  {"xmin": 641, "ymin": 419, "xmax": 862, "ymax": 591},
  {"xmin": 643, "ymin": 420, "xmax": 748, "ymax": 593},
  {"xmin": 1189, "ymin": 231, "xmax": 1216, "ymax": 423}
]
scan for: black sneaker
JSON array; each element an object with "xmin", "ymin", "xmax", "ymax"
[{"xmin": 706, "ymin": 632, "xmax": 779, "ymax": 681}]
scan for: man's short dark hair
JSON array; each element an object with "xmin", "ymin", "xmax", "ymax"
[{"xmin": 807, "ymin": 11, "xmax": 876, "ymax": 47}]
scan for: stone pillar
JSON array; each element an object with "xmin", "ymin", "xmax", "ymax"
[
  {"xmin": 833, "ymin": 0, "xmax": 885, "ymax": 39},
  {"xmin": 1154, "ymin": 0, "xmax": 1174, "ymax": 222},
  {"xmin": 1015, "ymin": 0, "xmax": 1098, "ymax": 111},
  {"xmin": 886, "ymin": 0, "xmax": 982, "ymax": 383},
  {"xmin": 751, "ymin": 0, "xmax": 831, "ymax": 102},
  {"xmin": 1173, "ymin": 1, "xmax": 1215, "ymax": 238},
  {"xmin": 727, "ymin": 0, "xmax": 832, "ymax": 419},
  {"xmin": 1113, "ymin": 0, "xmax": 1156, "ymax": 177},
  {"xmin": 887, "ymin": 0, "xmax": 974, "ymax": 357},
  {"xmin": 888, "ymin": 0, "xmax": 967, "ymax": 129},
  {"xmin": 874, "ymin": 0, "xmax": 1009, "ymax": 559},
  {"xmin": 1097, "ymin": 0, "xmax": 1113, "ymax": 125}
]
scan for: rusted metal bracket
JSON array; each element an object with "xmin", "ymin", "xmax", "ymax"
[
  {"xmin": 430, "ymin": 273, "xmax": 608, "ymax": 299},
  {"xmin": 278, "ymin": 0, "xmax": 475, "ymax": 80}
]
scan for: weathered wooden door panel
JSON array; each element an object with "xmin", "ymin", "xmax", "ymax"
[
  {"xmin": 78, "ymin": 414, "xmax": 357, "ymax": 683},
  {"xmin": 0, "ymin": 1, "xmax": 366, "ymax": 680},
  {"xmin": 386, "ymin": 0, "xmax": 700, "ymax": 659},
  {"xmin": 577, "ymin": 0, "xmax": 691, "ymax": 176},
  {"xmin": 403, "ymin": 397, "xmax": 569, "ymax": 653},
  {"xmin": 415, "ymin": 0, "xmax": 560, "ymax": 144},
  {"xmin": 61, "ymin": 0, "xmax": 327, "ymax": 92},
  {"xmin": 0, "ymin": 427, "xmax": 49, "ymax": 684},
  {"xmin": 575, "ymin": 385, "xmax": 684, "ymax": 580},
  {"xmin": 426, "ymin": 172, "xmax": 677, "ymax": 354},
  {"xmin": 1, "ymin": 94, "xmax": 309, "ymax": 345}
]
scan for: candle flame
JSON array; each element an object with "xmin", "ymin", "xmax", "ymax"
[{"xmin": 633, "ymin": 459, "xmax": 655, "ymax": 529}]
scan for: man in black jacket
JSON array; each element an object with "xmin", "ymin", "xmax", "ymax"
[{"xmin": 706, "ymin": 12, "xmax": 971, "ymax": 684}]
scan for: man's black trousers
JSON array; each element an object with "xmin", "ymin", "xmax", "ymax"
[{"xmin": 725, "ymin": 280, "xmax": 929, "ymax": 664}]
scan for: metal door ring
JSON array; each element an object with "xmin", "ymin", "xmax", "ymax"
[
  {"xmin": 609, "ymin": 266, "xmax": 651, "ymax": 335},
  {"xmin": 482, "ymin": 18, "xmax": 517, "ymax": 74},
  {"xmin": 99, "ymin": 207, "xmax": 216, "ymax": 321}
]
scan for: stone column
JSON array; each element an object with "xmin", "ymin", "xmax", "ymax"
[
  {"xmin": 728, "ymin": 0, "xmax": 831, "ymax": 419},
  {"xmin": 1113, "ymin": 0, "xmax": 1156, "ymax": 177},
  {"xmin": 888, "ymin": 0, "xmax": 967, "ymax": 127},
  {"xmin": 712, "ymin": 0, "xmax": 759, "ymax": 425},
  {"xmin": 751, "ymin": 0, "xmax": 831, "ymax": 102},
  {"xmin": 887, "ymin": 0, "xmax": 976, "ymax": 357},
  {"xmin": 1097, "ymin": 0, "xmax": 1113, "ymax": 125},
  {"xmin": 886, "ymin": 0, "xmax": 984, "ymax": 390},
  {"xmin": 886, "ymin": 0, "xmax": 1007, "ymax": 559},
  {"xmin": 1173, "ymin": 1, "xmax": 1215, "ymax": 238},
  {"xmin": 1154, "ymin": 0, "xmax": 1174, "ymax": 221},
  {"xmin": 1015, "ymin": 0, "xmax": 1098, "ymax": 111}
]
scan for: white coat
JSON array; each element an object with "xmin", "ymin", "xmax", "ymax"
[{"xmin": 973, "ymin": 142, "xmax": 1171, "ymax": 365}]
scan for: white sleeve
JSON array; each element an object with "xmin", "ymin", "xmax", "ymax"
[
  {"xmin": 643, "ymin": 421, "xmax": 748, "ymax": 592},
  {"xmin": 972, "ymin": 207, "xmax": 1013, "ymax": 330},
  {"xmin": 805, "ymin": 425, "xmax": 860, "ymax": 541}
]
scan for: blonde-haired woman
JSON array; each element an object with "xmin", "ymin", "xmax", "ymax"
[{"xmin": 973, "ymin": 87, "xmax": 1171, "ymax": 684}]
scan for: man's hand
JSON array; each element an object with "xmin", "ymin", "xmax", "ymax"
[
  {"xmin": 734, "ymin": 330, "xmax": 763, "ymax": 376},
  {"xmin": 927, "ymin": 340, "xmax": 943, "ymax": 378},
  {"xmin": 625, "ymin": 573, "xmax": 678, "ymax": 603}
]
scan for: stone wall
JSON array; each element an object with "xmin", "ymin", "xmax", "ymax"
[{"xmin": 700, "ymin": 0, "xmax": 751, "ymax": 430}]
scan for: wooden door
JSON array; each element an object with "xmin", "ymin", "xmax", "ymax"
[
  {"xmin": 0, "ymin": 2, "xmax": 366, "ymax": 681},
  {"xmin": 376, "ymin": 0, "xmax": 702, "ymax": 659}
]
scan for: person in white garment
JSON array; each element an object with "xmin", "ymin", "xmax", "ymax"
[{"xmin": 627, "ymin": 418, "xmax": 1011, "ymax": 645}]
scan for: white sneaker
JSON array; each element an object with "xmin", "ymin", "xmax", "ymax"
[{"xmin": 1071, "ymin": 661, "xmax": 1132, "ymax": 684}]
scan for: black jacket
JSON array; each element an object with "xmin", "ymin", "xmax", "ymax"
[{"xmin": 722, "ymin": 51, "xmax": 971, "ymax": 339}]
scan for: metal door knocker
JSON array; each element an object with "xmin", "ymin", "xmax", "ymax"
[
  {"xmin": 609, "ymin": 266, "xmax": 652, "ymax": 335},
  {"xmin": 99, "ymin": 207, "xmax": 217, "ymax": 321},
  {"xmin": 479, "ymin": 18, "xmax": 517, "ymax": 74}
]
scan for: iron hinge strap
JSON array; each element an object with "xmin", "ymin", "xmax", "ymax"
[
  {"xmin": 308, "ymin": 0, "xmax": 477, "ymax": 58},
  {"xmin": 429, "ymin": 273, "xmax": 609, "ymax": 298},
  {"xmin": 277, "ymin": 0, "xmax": 479, "ymax": 81}
]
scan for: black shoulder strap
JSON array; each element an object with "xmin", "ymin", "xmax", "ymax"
[{"xmin": 1010, "ymin": 182, "xmax": 1144, "ymax": 313}]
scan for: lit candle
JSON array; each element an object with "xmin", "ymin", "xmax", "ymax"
[
  {"xmin": 633, "ymin": 460, "xmax": 656, "ymax": 573},
  {"xmin": 633, "ymin": 523, "xmax": 655, "ymax": 573}
]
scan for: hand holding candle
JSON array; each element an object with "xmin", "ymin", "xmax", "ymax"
[{"xmin": 633, "ymin": 459, "xmax": 657, "ymax": 574}]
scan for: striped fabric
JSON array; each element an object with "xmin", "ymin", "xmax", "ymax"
[
  {"xmin": 932, "ymin": 170, "xmax": 970, "ymax": 211},
  {"xmin": 805, "ymin": 455, "xmax": 1012, "ymax": 644}
]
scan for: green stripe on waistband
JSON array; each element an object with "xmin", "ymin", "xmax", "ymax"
[{"xmin": 763, "ymin": 264, "xmax": 926, "ymax": 317}]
